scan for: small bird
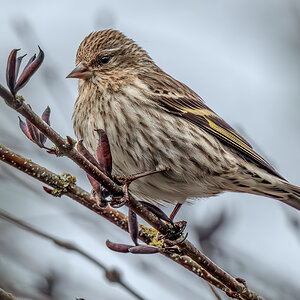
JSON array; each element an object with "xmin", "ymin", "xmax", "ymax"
[{"xmin": 68, "ymin": 29, "xmax": 300, "ymax": 211}]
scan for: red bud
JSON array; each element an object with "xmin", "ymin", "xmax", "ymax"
[
  {"xmin": 139, "ymin": 201, "xmax": 172, "ymax": 223},
  {"xmin": 77, "ymin": 140, "xmax": 99, "ymax": 167},
  {"xmin": 43, "ymin": 186, "xmax": 54, "ymax": 195},
  {"xmin": 15, "ymin": 46, "xmax": 44, "ymax": 93},
  {"xmin": 6, "ymin": 49, "xmax": 20, "ymax": 95},
  {"xmin": 106, "ymin": 240, "xmax": 131, "ymax": 253},
  {"xmin": 96, "ymin": 129, "xmax": 112, "ymax": 176},
  {"xmin": 128, "ymin": 245, "xmax": 160, "ymax": 254},
  {"xmin": 128, "ymin": 208, "xmax": 138, "ymax": 246}
]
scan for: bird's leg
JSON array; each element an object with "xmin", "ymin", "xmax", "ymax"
[
  {"xmin": 107, "ymin": 206, "xmax": 181, "ymax": 254},
  {"xmin": 109, "ymin": 177, "xmax": 132, "ymax": 208},
  {"xmin": 169, "ymin": 203, "xmax": 182, "ymax": 221},
  {"xmin": 138, "ymin": 201, "xmax": 187, "ymax": 244},
  {"xmin": 153, "ymin": 203, "xmax": 187, "ymax": 244}
]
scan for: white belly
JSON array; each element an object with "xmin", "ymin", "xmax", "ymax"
[{"xmin": 73, "ymin": 84, "xmax": 236, "ymax": 204}]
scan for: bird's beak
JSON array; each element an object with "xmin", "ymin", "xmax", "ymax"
[{"xmin": 66, "ymin": 62, "xmax": 93, "ymax": 80}]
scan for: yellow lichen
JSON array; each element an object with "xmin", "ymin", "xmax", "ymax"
[
  {"xmin": 60, "ymin": 173, "xmax": 77, "ymax": 187},
  {"xmin": 52, "ymin": 188, "xmax": 63, "ymax": 197},
  {"xmin": 51, "ymin": 173, "xmax": 77, "ymax": 196},
  {"xmin": 66, "ymin": 137, "xmax": 77, "ymax": 145},
  {"xmin": 140, "ymin": 225, "xmax": 164, "ymax": 248},
  {"xmin": 15, "ymin": 95, "xmax": 24, "ymax": 102}
]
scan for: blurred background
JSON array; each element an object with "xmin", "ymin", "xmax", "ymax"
[{"xmin": 1, "ymin": 0, "xmax": 300, "ymax": 299}]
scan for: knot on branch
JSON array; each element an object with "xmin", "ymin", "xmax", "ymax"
[{"xmin": 105, "ymin": 268, "xmax": 121, "ymax": 283}]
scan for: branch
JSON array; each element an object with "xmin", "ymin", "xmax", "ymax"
[
  {"xmin": 0, "ymin": 143, "xmax": 128, "ymax": 230},
  {"xmin": 0, "ymin": 208, "xmax": 144, "ymax": 300},
  {"xmin": 0, "ymin": 140, "xmax": 264, "ymax": 300},
  {"xmin": 0, "ymin": 144, "xmax": 234, "ymax": 292},
  {"xmin": 0, "ymin": 83, "xmax": 122, "ymax": 197}
]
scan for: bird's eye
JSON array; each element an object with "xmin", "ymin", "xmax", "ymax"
[{"xmin": 100, "ymin": 56, "xmax": 110, "ymax": 64}]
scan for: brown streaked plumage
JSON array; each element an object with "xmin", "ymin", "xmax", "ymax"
[{"xmin": 68, "ymin": 29, "xmax": 300, "ymax": 210}]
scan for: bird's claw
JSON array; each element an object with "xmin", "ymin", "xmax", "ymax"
[
  {"xmin": 164, "ymin": 232, "xmax": 188, "ymax": 246},
  {"xmin": 159, "ymin": 220, "xmax": 187, "ymax": 243},
  {"xmin": 91, "ymin": 189, "xmax": 109, "ymax": 208},
  {"xmin": 109, "ymin": 196, "xmax": 127, "ymax": 208}
]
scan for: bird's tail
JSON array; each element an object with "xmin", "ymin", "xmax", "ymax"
[
  {"xmin": 251, "ymin": 181, "xmax": 300, "ymax": 210},
  {"xmin": 228, "ymin": 172, "xmax": 300, "ymax": 210},
  {"xmin": 279, "ymin": 183, "xmax": 300, "ymax": 210}
]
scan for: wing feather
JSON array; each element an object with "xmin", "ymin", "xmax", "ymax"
[{"xmin": 140, "ymin": 71, "xmax": 284, "ymax": 179}]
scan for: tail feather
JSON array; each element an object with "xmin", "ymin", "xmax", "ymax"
[
  {"xmin": 285, "ymin": 184, "xmax": 300, "ymax": 210},
  {"xmin": 227, "ymin": 169, "xmax": 300, "ymax": 210},
  {"xmin": 253, "ymin": 181, "xmax": 300, "ymax": 211}
]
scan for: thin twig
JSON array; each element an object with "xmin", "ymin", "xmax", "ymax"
[
  {"xmin": 0, "ymin": 208, "xmax": 144, "ymax": 300},
  {"xmin": 208, "ymin": 284, "xmax": 222, "ymax": 300}
]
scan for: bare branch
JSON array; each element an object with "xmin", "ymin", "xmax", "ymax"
[
  {"xmin": 0, "ymin": 208, "xmax": 144, "ymax": 300},
  {"xmin": 0, "ymin": 83, "xmax": 122, "ymax": 196},
  {"xmin": 0, "ymin": 143, "xmax": 128, "ymax": 230},
  {"xmin": 0, "ymin": 143, "xmax": 264, "ymax": 300}
]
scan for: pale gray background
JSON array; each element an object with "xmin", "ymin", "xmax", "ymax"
[{"xmin": 0, "ymin": 1, "xmax": 300, "ymax": 299}]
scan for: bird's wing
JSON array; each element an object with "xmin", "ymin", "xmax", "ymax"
[{"xmin": 141, "ymin": 71, "xmax": 284, "ymax": 179}]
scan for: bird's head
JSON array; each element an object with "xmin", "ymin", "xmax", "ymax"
[{"xmin": 67, "ymin": 29, "xmax": 154, "ymax": 83}]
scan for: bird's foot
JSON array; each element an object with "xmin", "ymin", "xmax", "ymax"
[
  {"xmin": 109, "ymin": 196, "xmax": 127, "ymax": 208},
  {"xmin": 109, "ymin": 180, "xmax": 131, "ymax": 208},
  {"xmin": 139, "ymin": 201, "xmax": 187, "ymax": 244},
  {"xmin": 106, "ymin": 219, "xmax": 181, "ymax": 255},
  {"xmin": 160, "ymin": 220, "xmax": 188, "ymax": 245},
  {"xmin": 91, "ymin": 188, "xmax": 110, "ymax": 208}
]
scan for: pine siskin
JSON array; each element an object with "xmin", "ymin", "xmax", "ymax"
[{"xmin": 68, "ymin": 29, "xmax": 300, "ymax": 210}]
